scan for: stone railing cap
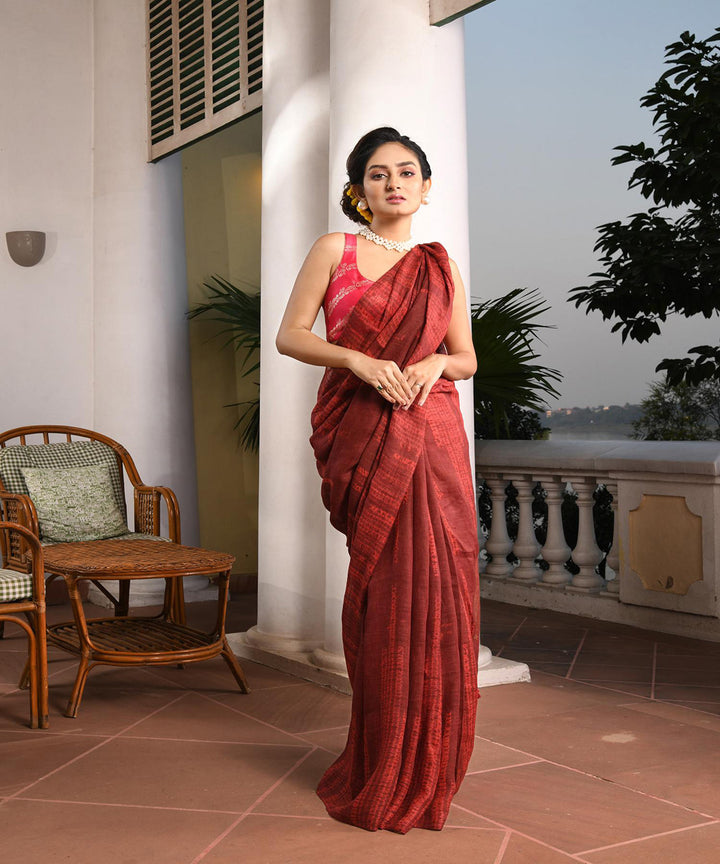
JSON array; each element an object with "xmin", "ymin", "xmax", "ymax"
[{"xmin": 475, "ymin": 439, "xmax": 720, "ymax": 477}]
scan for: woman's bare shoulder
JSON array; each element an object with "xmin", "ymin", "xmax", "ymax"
[
  {"xmin": 447, "ymin": 256, "xmax": 462, "ymax": 278},
  {"xmin": 309, "ymin": 232, "xmax": 347, "ymax": 262}
]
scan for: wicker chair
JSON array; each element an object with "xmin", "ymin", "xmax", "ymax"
[
  {"xmin": 0, "ymin": 522, "xmax": 48, "ymax": 728},
  {"xmin": 0, "ymin": 425, "xmax": 183, "ymax": 619}
]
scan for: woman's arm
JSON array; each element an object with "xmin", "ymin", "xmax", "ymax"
[
  {"xmin": 276, "ymin": 234, "xmax": 414, "ymax": 405},
  {"xmin": 402, "ymin": 258, "xmax": 477, "ymax": 407}
]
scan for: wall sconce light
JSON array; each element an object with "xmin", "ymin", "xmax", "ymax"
[{"xmin": 6, "ymin": 231, "xmax": 46, "ymax": 267}]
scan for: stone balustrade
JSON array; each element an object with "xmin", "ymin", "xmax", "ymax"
[{"xmin": 476, "ymin": 440, "xmax": 720, "ymax": 642}]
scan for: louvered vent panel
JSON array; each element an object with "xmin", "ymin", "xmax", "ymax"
[
  {"xmin": 147, "ymin": 0, "xmax": 263, "ymax": 161},
  {"xmin": 212, "ymin": 0, "xmax": 241, "ymax": 113},
  {"xmin": 246, "ymin": 0, "xmax": 263, "ymax": 94}
]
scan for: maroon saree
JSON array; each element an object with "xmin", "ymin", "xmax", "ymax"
[{"xmin": 310, "ymin": 243, "xmax": 480, "ymax": 833}]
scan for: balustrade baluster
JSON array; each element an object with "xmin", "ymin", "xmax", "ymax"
[
  {"xmin": 567, "ymin": 477, "xmax": 605, "ymax": 592},
  {"xmin": 537, "ymin": 475, "xmax": 571, "ymax": 585},
  {"xmin": 506, "ymin": 474, "xmax": 540, "ymax": 581},
  {"xmin": 483, "ymin": 472, "xmax": 513, "ymax": 579},
  {"xmin": 604, "ymin": 479, "xmax": 620, "ymax": 594}
]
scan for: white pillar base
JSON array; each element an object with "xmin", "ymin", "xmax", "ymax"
[
  {"xmin": 228, "ymin": 630, "xmax": 352, "ymax": 695},
  {"xmin": 243, "ymin": 624, "xmax": 323, "ymax": 655},
  {"xmin": 228, "ymin": 630, "xmax": 531, "ymax": 694},
  {"xmin": 310, "ymin": 646, "xmax": 348, "ymax": 675},
  {"xmin": 478, "ymin": 656, "xmax": 531, "ymax": 688}
]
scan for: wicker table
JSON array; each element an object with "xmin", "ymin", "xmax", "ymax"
[{"xmin": 42, "ymin": 538, "xmax": 250, "ymax": 718}]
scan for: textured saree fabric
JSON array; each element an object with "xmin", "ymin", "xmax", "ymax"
[{"xmin": 310, "ymin": 243, "xmax": 480, "ymax": 834}]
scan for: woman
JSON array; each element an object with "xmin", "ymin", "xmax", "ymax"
[{"xmin": 276, "ymin": 127, "xmax": 479, "ymax": 833}]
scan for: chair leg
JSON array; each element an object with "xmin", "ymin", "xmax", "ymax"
[
  {"xmin": 118, "ymin": 580, "xmax": 130, "ymax": 617},
  {"xmin": 65, "ymin": 654, "xmax": 93, "ymax": 719},
  {"xmin": 4, "ymin": 616, "xmax": 41, "ymax": 729},
  {"xmin": 26, "ymin": 631, "xmax": 39, "ymax": 729},
  {"xmin": 173, "ymin": 576, "xmax": 187, "ymax": 626},
  {"xmin": 19, "ymin": 657, "xmax": 30, "ymax": 690},
  {"xmin": 220, "ymin": 639, "xmax": 250, "ymax": 694},
  {"xmin": 36, "ymin": 608, "xmax": 48, "ymax": 729}
]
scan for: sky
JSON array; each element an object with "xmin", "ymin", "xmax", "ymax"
[{"xmin": 464, "ymin": 0, "xmax": 719, "ymax": 408}]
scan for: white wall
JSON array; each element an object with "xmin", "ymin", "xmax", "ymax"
[
  {"xmin": 92, "ymin": 0, "xmax": 198, "ymax": 540},
  {"xmin": 0, "ymin": 0, "xmax": 94, "ymax": 428},
  {"xmin": 0, "ymin": 0, "xmax": 199, "ymax": 542}
]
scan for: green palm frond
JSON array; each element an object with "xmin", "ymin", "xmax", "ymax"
[
  {"xmin": 472, "ymin": 288, "xmax": 562, "ymax": 436},
  {"xmin": 187, "ymin": 275, "xmax": 260, "ymax": 376},
  {"xmin": 225, "ymin": 392, "xmax": 260, "ymax": 453},
  {"xmin": 188, "ymin": 276, "xmax": 261, "ymax": 451}
]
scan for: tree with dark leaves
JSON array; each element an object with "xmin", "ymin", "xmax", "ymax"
[
  {"xmin": 570, "ymin": 28, "xmax": 720, "ymax": 386},
  {"xmin": 632, "ymin": 378, "xmax": 720, "ymax": 441}
]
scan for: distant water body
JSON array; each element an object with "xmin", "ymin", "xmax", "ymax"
[{"xmin": 548, "ymin": 430, "xmax": 633, "ymax": 441}]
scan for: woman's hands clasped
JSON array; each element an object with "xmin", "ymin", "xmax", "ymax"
[{"xmin": 348, "ymin": 352, "xmax": 447, "ymax": 409}]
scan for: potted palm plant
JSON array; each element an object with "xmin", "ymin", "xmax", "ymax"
[{"xmin": 187, "ymin": 276, "xmax": 261, "ymax": 452}]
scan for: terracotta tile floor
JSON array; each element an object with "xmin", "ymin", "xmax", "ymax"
[{"xmin": 2, "ymin": 595, "xmax": 720, "ymax": 862}]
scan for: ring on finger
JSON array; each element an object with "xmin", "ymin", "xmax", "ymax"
[{"xmin": 376, "ymin": 384, "xmax": 384, "ymax": 391}]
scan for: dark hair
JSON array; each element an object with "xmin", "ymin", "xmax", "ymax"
[{"xmin": 340, "ymin": 127, "xmax": 432, "ymax": 225}]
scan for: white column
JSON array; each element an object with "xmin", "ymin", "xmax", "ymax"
[
  {"xmin": 327, "ymin": 0, "xmax": 474, "ymax": 444},
  {"xmin": 246, "ymin": 0, "xmax": 331, "ymax": 654},
  {"xmin": 312, "ymin": 0, "xmax": 478, "ymax": 676},
  {"xmin": 310, "ymin": 521, "xmax": 349, "ymax": 674},
  {"xmin": 91, "ymin": 0, "xmax": 201, "ymax": 605}
]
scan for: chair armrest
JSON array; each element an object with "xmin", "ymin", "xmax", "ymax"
[
  {"xmin": 0, "ymin": 494, "xmax": 39, "ymax": 571},
  {"xmin": 133, "ymin": 485, "xmax": 181, "ymax": 543},
  {"xmin": 0, "ymin": 516, "xmax": 43, "ymax": 585}
]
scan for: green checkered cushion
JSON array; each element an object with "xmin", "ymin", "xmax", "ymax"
[
  {"xmin": 0, "ymin": 569, "xmax": 33, "ymax": 602},
  {"xmin": 0, "ymin": 441, "xmax": 126, "ymax": 520}
]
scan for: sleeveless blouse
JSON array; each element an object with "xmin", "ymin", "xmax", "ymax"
[{"xmin": 323, "ymin": 234, "xmax": 373, "ymax": 343}]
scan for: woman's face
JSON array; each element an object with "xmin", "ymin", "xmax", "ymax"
[{"xmin": 356, "ymin": 142, "xmax": 431, "ymax": 221}]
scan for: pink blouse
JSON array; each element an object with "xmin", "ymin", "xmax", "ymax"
[{"xmin": 323, "ymin": 234, "xmax": 373, "ymax": 343}]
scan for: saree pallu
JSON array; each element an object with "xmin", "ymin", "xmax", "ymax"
[{"xmin": 310, "ymin": 243, "xmax": 480, "ymax": 834}]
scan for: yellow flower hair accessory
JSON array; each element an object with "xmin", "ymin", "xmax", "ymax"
[{"xmin": 345, "ymin": 186, "xmax": 373, "ymax": 223}]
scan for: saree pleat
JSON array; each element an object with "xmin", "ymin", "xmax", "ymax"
[{"xmin": 310, "ymin": 243, "xmax": 479, "ymax": 833}]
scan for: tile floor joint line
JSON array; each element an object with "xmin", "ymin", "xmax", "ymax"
[
  {"xmin": 534, "ymin": 668, "xmax": 659, "ymax": 704},
  {"xmin": 118, "ymin": 733, "xmax": 310, "ymax": 748},
  {"xmin": 298, "ymin": 724, "xmax": 350, "ymax": 735},
  {"xmin": 651, "ymin": 641, "xmax": 658, "ymax": 700},
  {"xmin": 6, "ymin": 692, "xmax": 188, "ymax": 802},
  {"xmin": 466, "ymin": 759, "xmax": 544, "ymax": 775},
  {"xmin": 472, "ymin": 733, "xmax": 719, "ymax": 819},
  {"xmin": 14, "ymin": 796, "xmax": 245, "ymax": 815},
  {"xmin": 249, "ymin": 811, "xmax": 333, "ymax": 821},
  {"xmin": 508, "ymin": 616, "xmax": 529, "ymax": 642},
  {"xmin": 190, "ymin": 747, "xmax": 318, "ymax": 864},
  {"xmin": 450, "ymin": 802, "xmax": 589, "ymax": 861},
  {"xmin": 200, "ymin": 691, "xmax": 340, "ymax": 749},
  {"xmin": 492, "ymin": 830, "xmax": 511, "ymax": 864},
  {"xmin": 565, "ymin": 628, "xmax": 589, "ymax": 679},
  {"xmin": 577, "ymin": 818, "xmax": 720, "ymax": 855},
  {"xmin": 141, "ymin": 665, "xmax": 306, "ymax": 693}
]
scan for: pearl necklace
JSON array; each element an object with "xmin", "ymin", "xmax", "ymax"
[{"xmin": 358, "ymin": 225, "xmax": 414, "ymax": 253}]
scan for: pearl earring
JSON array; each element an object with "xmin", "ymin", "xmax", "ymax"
[
  {"xmin": 357, "ymin": 200, "xmax": 368, "ymax": 211},
  {"xmin": 422, "ymin": 195, "xmax": 430, "ymax": 205}
]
